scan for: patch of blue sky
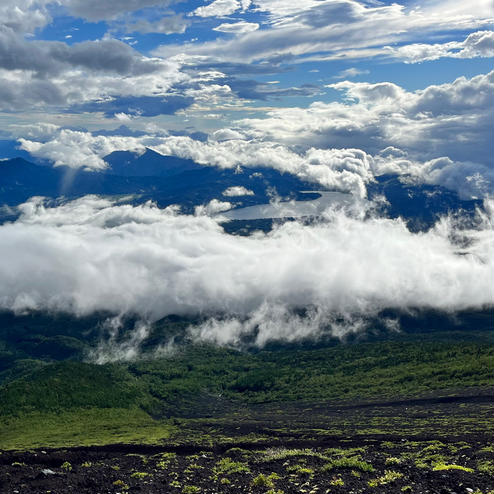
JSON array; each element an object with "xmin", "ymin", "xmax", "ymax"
[
  {"xmin": 34, "ymin": 15, "xmax": 107, "ymax": 44},
  {"xmin": 360, "ymin": 58, "xmax": 494, "ymax": 91}
]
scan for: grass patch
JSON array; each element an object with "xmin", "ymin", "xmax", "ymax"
[
  {"xmin": 251, "ymin": 473, "xmax": 280, "ymax": 488},
  {"xmin": 323, "ymin": 456, "xmax": 375, "ymax": 473},
  {"xmin": 368, "ymin": 470, "xmax": 404, "ymax": 487},
  {"xmin": 432, "ymin": 463, "xmax": 474, "ymax": 473},
  {"xmin": 213, "ymin": 458, "xmax": 251, "ymax": 479},
  {"xmin": 0, "ymin": 408, "xmax": 176, "ymax": 450}
]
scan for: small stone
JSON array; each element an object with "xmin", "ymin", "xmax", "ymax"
[{"xmin": 41, "ymin": 468, "xmax": 56, "ymax": 475}]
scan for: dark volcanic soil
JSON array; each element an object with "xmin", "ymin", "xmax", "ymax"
[{"xmin": 1, "ymin": 393, "xmax": 493, "ymax": 494}]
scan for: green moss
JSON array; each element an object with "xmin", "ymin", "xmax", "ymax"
[
  {"xmin": 385, "ymin": 457, "xmax": 402, "ymax": 465},
  {"xmin": 251, "ymin": 473, "xmax": 280, "ymax": 488},
  {"xmin": 113, "ymin": 479, "xmax": 129, "ymax": 490},
  {"xmin": 477, "ymin": 460, "xmax": 494, "ymax": 474},
  {"xmin": 130, "ymin": 471, "xmax": 150, "ymax": 479},
  {"xmin": 213, "ymin": 457, "xmax": 250, "ymax": 479},
  {"xmin": 330, "ymin": 476, "xmax": 345, "ymax": 486},
  {"xmin": 182, "ymin": 486, "xmax": 201, "ymax": 494},
  {"xmin": 323, "ymin": 456, "xmax": 374, "ymax": 472},
  {"xmin": 368, "ymin": 470, "xmax": 404, "ymax": 487},
  {"xmin": 286, "ymin": 465, "xmax": 314, "ymax": 475},
  {"xmin": 432, "ymin": 463, "xmax": 474, "ymax": 473}
]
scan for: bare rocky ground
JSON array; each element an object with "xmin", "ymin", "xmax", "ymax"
[{"xmin": 1, "ymin": 392, "xmax": 493, "ymax": 494}]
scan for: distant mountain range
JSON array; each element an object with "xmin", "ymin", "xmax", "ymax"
[{"xmin": 0, "ymin": 149, "xmax": 481, "ymax": 229}]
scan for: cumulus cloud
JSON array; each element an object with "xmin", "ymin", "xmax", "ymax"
[
  {"xmin": 0, "ymin": 0, "xmax": 52, "ymax": 34},
  {"xmin": 239, "ymin": 71, "xmax": 493, "ymax": 170},
  {"xmin": 0, "ymin": 196, "xmax": 491, "ymax": 347},
  {"xmin": 386, "ymin": 30, "xmax": 494, "ymax": 63},
  {"xmin": 8, "ymin": 122, "xmax": 60, "ymax": 141},
  {"xmin": 223, "ymin": 186, "xmax": 254, "ymax": 196},
  {"xmin": 16, "ymin": 69, "xmax": 493, "ymax": 199},
  {"xmin": 211, "ymin": 128, "xmax": 247, "ymax": 141},
  {"xmin": 19, "ymin": 129, "xmax": 374, "ymax": 196},
  {"xmin": 0, "ymin": 28, "xmax": 162, "ymax": 77},
  {"xmin": 194, "ymin": 198, "xmax": 232, "ymax": 216},
  {"xmin": 0, "ymin": 25, "xmax": 188, "ymax": 111},
  {"xmin": 19, "ymin": 129, "xmax": 148, "ymax": 170}
]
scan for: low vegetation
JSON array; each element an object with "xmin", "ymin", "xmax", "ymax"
[{"xmin": 0, "ymin": 310, "xmax": 492, "ymax": 492}]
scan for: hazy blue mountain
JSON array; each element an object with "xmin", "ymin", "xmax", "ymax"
[
  {"xmin": 0, "ymin": 151, "xmax": 482, "ymax": 228},
  {"xmin": 103, "ymin": 149, "xmax": 201, "ymax": 177}
]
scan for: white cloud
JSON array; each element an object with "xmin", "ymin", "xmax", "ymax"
[
  {"xmin": 213, "ymin": 21, "xmax": 259, "ymax": 34},
  {"xmin": 211, "ymin": 128, "xmax": 246, "ymax": 141},
  {"xmin": 239, "ymin": 71, "xmax": 493, "ymax": 168},
  {"xmin": 124, "ymin": 15, "xmax": 189, "ymax": 35},
  {"xmin": 194, "ymin": 198, "xmax": 232, "ymax": 216},
  {"xmin": 156, "ymin": 0, "xmax": 493, "ymax": 63},
  {"xmin": 19, "ymin": 129, "xmax": 148, "ymax": 170},
  {"xmin": 16, "ymin": 70, "xmax": 493, "ymax": 200},
  {"xmin": 0, "ymin": 196, "xmax": 491, "ymax": 346},
  {"xmin": 0, "ymin": 0, "xmax": 53, "ymax": 34},
  {"xmin": 386, "ymin": 30, "xmax": 494, "ymax": 63},
  {"xmin": 65, "ymin": 0, "xmax": 176, "ymax": 22},
  {"xmin": 19, "ymin": 129, "xmax": 375, "ymax": 197},
  {"xmin": 8, "ymin": 122, "xmax": 60, "ymax": 140},
  {"xmin": 0, "ymin": 31, "xmax": 188, "ymax": 111},
  {"xmin": 333, "ymin": 67, "xmax": 370, "ymax": 79},
  {"xmin": 192, "ymin": 0, "xmax": 241, "ymax": 18},
  {"xmin": 223, "ymin": 186, "xmax": 255, "ymax": 196}
]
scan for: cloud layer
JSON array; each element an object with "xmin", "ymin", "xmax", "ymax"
[{"xmin": 0, "ymin": 196, "xmax": 491, "ymax": 346}]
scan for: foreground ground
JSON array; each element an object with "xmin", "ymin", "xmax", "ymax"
[
  {"xmin": 0, "ymin": 311, "xmax": 492, "ymax": 492},
  {"xmin": 1, "ymin": 390, "xmax": 493, "ymax": 494}
]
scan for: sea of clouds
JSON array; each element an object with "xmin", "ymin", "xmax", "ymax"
[{"xmin": 0, "ymin": 195, "xmax": 492, "ymax": 350}]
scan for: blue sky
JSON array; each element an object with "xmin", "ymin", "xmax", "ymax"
[{"xmin": 0, "ymin": 0, "xmax": 492, "ymax": 200}]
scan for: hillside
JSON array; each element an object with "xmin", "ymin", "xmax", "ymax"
[{"xmin": 0, "ymin": 311, "xmax": 492, "ymax": 493}]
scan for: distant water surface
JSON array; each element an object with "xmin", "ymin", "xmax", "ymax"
[{"xmin": 222, "ymin": 191, "xmax": 354, "ymax": 220}]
